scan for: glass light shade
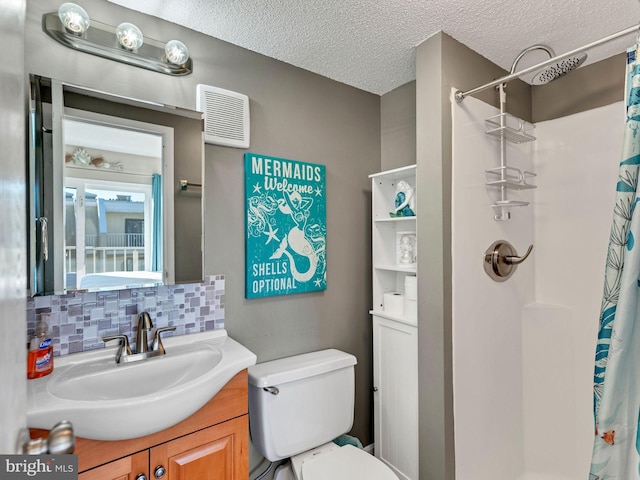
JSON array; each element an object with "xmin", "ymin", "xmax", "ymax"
[
  {"xmin": 116, "ymin": 22, "xmax": 144, "ymax": 50},
  {"xmin": 58, "ymin": 3, "xmax": 90, "ymax": 35},
  {"xmin": 165, "ymin": 40, "xmax": 189, "ymax": 65}
]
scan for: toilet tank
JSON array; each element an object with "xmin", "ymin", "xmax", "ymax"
[{"xmin": 248, "ymin": 349, "xmax": 357, "ymax": 461}]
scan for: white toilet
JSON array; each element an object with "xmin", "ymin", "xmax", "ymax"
[{"xmin": 248, "ymin": 349, "xmax": 398, "ymax": 480}]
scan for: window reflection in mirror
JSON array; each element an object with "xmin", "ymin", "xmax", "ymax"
[{"xmin": 62, "ymin": 115, "xmax": 167, "ymax": 291}]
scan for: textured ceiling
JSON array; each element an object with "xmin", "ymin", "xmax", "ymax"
[{"xmin": 109, "ymin": 0, "xmax": 639, "ymax": 95}]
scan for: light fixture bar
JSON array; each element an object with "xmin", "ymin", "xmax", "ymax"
[
  {"xmin": 455, "ymin": 24, "xmax": 639, "ymax": 102},
  {"xmin": 42, "ymin": 12, "xmax": 193, "ymax": 76}
]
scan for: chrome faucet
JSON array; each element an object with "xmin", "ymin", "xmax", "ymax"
[
  {"xmin": 102, "ymin": 312, "xmax": 176, "ymax": 363},
  {"xmin": 135, "ymin": 312, "xmax": 153, "ymax": 354}
]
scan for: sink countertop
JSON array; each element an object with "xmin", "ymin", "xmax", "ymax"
[{"xmin": 27, "ymin": 329, "xmax": 257, "ymax": 441}]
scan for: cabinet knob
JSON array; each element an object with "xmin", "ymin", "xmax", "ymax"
[
  {"xmin": 136, "ymin": 474, "xmax": 147, "ymax": 480},
  {"xmin": 154, "ymin": 465, "xmax": 166, "ymax": 479},
  {"xmin": 373, "ymin": 386, "xmax": 379, "ymax": 392}
]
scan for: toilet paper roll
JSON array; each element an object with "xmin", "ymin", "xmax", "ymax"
[
  {"xmin": 405, "ymin": 298, "xmax": 417, "ymax": 321},
  {"xmin": 383, "ymin": 292, "xmax": 405, "ymax": 315},
  {"xmin": 405, "ymin": 275, "xmax": 417, "ymax": 301}
]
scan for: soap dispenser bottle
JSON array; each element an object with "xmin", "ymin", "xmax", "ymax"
[{"xmin": 27, "ymin": 314, "xmax": 54, "ymax": 379}]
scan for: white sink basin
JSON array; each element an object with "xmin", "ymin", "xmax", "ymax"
[
  {"xmin": 27, "ymin": 329, "xmax": 256, "ymax": 441},
  {"xmin": 49, "ymin": 344, "xmax": 223, "ymax": 402}
]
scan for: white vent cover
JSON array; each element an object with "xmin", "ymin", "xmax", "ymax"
[{"xmin": 196, "ymin": 84, "xmax": 250, "ymax": 148}]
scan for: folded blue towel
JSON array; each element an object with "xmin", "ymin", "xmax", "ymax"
[{"xmin": 333, "ymin": 434, "xmax": 363, "ymax": 449}]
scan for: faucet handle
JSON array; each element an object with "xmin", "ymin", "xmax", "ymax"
[
  {"xmin": 150, "ymin": 326, "xmax": 176, "ymax": 354},
  {"xmin": 102, "ymin": 334, "xmax": 132, "ymax": 363}
]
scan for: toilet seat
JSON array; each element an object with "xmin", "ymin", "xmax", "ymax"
[{"xmin": 294, "ymin": 444, "xmax": 398, "ymax": 480}]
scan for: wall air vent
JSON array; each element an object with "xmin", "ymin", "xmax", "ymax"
[{"xmin": 196, "ymin": 84, "xmax": 250, "ymax": 148}]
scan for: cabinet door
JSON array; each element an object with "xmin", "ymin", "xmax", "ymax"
[
  {"xmin": 150, "ymin": 415, "xmax": 248, "ymax": 480},
  {"xmin": 373, "ymin": 316, "xmax": 418, "ymax": 480},
  {"xmin": 78, "ymin": 451, "xmax": 148, "ymax": 480}
]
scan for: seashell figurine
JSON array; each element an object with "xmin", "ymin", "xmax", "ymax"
[
  {"xmin": 391, "ymin": 180, "xmax": 416, "ymax": 217},
  {"xmin": 70, "ymin": 148, "xmax": 92, "ymax": 166},
  {"xmin": 66, "ymin": 147, "xmax": 122, "ymax": 171}
]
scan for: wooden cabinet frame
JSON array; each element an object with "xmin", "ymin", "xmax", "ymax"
[{"xmin": 32, "ymin": 370, "xmax": 249, "ymax": 480}]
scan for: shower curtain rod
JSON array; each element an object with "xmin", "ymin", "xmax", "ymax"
[{"xmin": 455, "ymin": 24, "xmax": 639, "ymax": 102}]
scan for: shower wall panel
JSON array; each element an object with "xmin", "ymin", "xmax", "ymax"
[
  {"xmin": 528, "ymin": 102, "xmax": 622, "ymax": 479},
  {"xmin": 451, "ymin": 92, "xmax": 535, "ymax": 480},
  {"xmin": 452, "ymin": 95, "xmax": 624, "ymax": 480}
]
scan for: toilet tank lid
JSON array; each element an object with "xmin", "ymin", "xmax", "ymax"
[{"xmin": 248, "ymin": 349, "xmax": 357, "ymax": 388}]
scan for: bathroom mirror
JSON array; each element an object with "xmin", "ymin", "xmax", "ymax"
[{"xmin": 28, "ymin": 75, "xmax": 204, "ymax": 295}]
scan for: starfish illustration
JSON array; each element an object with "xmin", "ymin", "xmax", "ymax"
[
  {"xmin": 263, "ymin": 223, "xmax": 279, "ymax": 244},
  {"xmin": 253, "ymin": 182, "xmax": 262, "ymax": 194}
]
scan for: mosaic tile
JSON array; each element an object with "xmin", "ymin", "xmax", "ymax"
[
  {"xmin": 65, "ymin": 294, "xmax": 82, "ymax": 305},
  {"xmin": 90, "ymin": 307, "xmax": 105, "ymax": 322},
  {"xmin": 144, "ymin": 295, "xmax": 156, "ymax": 310},
  {"xmin": 34, "ymin": 296, "xmax": 51, "ymax": 309},
  {"xmin": 105, "ymin": 300, "xmax": 119, "ymax": 314},
  {"xmin": 60, "ymin": 324, "xmax": 75, "ymax": 336},
  {"xmin": 83, "ymin": 324, "xmax": 98, "ymax": 340},
  {"xmin": 82, "ymin": 292, "xmax": 97, "ymax": 304},
  {"xmin": 25, "ymin": 275, "xmax": 225, "ymax": 357}
]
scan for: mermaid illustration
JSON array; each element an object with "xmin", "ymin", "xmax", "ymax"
[{"xmin": 270, "ymin": 190, "xmax": 320, "ymax": 283}]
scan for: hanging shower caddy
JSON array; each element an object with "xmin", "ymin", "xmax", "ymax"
[{"xmin": 484, "ymin": 85, "xmax": 537, "ymax": 221}]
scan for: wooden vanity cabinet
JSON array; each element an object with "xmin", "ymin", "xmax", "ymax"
[
  {"xmin": 150, "ymin": 415, "xmax": 247, "ymax": 480},
  {"xmin": 78, "ymin": 451, "xmax": 148, "ymax": 480},
  {"xmin": 32, "ymin": 370, "xmax": 249, "ymax": 480}
]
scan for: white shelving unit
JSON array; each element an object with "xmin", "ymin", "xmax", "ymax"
[
  {"xmin": 369, "ymin": 164, "xmax": 418, "ymax": 480},
  {"xmin": 369, "ymin": 164, "xmax": 417, "ymax": 325}
]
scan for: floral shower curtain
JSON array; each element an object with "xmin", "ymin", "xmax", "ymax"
[{"xmin": 590, "ymin": 45, "xmax": 640, "ymax": 479}]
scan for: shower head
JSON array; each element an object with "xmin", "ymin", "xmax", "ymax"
[
  {"xmin": 509, "ymin": 44, "xmax": 587, "ymax": 86},
  {"xmin": 531, "ymin": 53, "xmax": 588, "ymax": 84}
]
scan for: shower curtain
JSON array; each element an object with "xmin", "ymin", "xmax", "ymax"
[{"xmin": 590, "ymin": 45, "xmax": 640, "ymax": 479}]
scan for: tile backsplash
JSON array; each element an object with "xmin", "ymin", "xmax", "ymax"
[{"xmin": 26, "ymin": 275, "xmax": 225, "ymax": 356}]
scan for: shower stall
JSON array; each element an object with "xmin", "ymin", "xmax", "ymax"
[
  {"xmin": 451, "ymin": 93, "xmax": 621, "ymax": 480},
  {"xmin": 433, "ymin": 27, "xmax": 635, "ymax": 480}
]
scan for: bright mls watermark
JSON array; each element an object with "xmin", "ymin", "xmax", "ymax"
[{"xmin": 0, "ymin": 455, "xmax": 77, "ymax": 479}]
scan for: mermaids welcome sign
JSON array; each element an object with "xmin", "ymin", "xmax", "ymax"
[{"xmin": 244, "ymin": 153, "xmax": 327, "ymax": 298}]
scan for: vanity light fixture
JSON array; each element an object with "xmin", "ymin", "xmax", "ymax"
[
  {"xmin": 165, "ymin": 40, "xmax": 189, "ymax": 65},
  {"xmin": 43, "ymin": 3, "xmax": 192, "ymax": 76},
  {"xmin": 57, "ymin": 2, "xmax": 90, "ymax": 35},
  {"xmin": 116, "ymin": 22, "xmax": 144, "ymax": 51}
]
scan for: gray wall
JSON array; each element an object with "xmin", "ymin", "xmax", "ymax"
[
  {"xmin": 381, "ymin": 81, "xmax": 416, "ymax": 171},
  {"xmin": 533, "ymin": 53, "xmax": 625, "ymax": 122},
  {"xmin": 25, "ymin": 0, "xmax": 380, "ymax": 451}
]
